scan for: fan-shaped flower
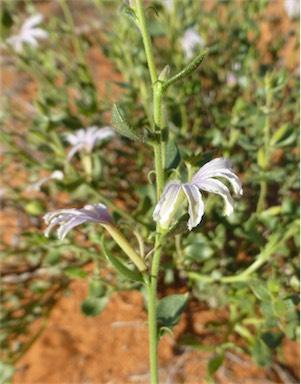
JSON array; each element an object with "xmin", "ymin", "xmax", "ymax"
[
  {"xmin": 153, "ymin": 158, "xmax": 243, "ymax": 231},
  {"xmin": 43, "ymin": 203, "xmax": 147, "ymax": 272},
  {"xmin": 65, "ymin": 126, "xmax": 114, "ymax": 160},
  {"xmin": 181, "ymin": 28, "xmax": 204, "ymax": 59},
  {"xmin": 44, "ymin": 203, "xmax": 113, "ymax": 240},
  {"xmin": 6, "ymin": 14, "xmax": 48, "ymax": 53}
]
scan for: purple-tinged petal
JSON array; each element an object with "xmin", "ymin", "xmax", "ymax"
[
  {"xmin": 191, "ymin": 157, "xmax": 243, "ymax": 196},
  {"xmin": 57, "ymin": 217, "xmax": 88, "ymax": 240},
  {"xmin": 44, "ymin": 204, "xmax": 113, "ymax": 240},
  {"xmin": 195, "ymin": 178, "xmax": 234, "ymax": 216},
  {"xmin": 67, "ymin": 143, "xmax": 83, "ymax": 160},
  {"xmin": 182, "ymin": 184, "xmax": 204, "ymax": 230}
]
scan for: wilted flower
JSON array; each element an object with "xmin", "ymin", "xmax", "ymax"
[
  {"xmin": 181, "ymin": 28, "xmax": 204, "ymax": 59},
  {"xmin": 27, "ymin": 170, "xmax": 64, "ymax": 192},
  {"xmin": 66, "ymin": 126, "xmax": 114, "ymax": 160},
  {"xmin": 283, "ymin": 0, "xmax": 300, "ymax": 19},
  {"xmin": 44, "ymin": 203, "xmax": 113, "ymax": 240},
  {"xmin": 153, "ymin": 158, "xmax": 243, "ymax": 231},
  {"xmin": 6, "ymin": 14, "xmax": 48, "ymax": 53}
]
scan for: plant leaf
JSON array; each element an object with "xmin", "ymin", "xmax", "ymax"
[
  {"xmin": 111, "ymin": 103, "xmax": 146, "ymax": 142},
  {"xmin": 101, "ymin": 237, "xmax": 144, "ymax": 282},
  {"xmin": 157, "ymin": 293, "xmax": 189, "ymax": 328}
]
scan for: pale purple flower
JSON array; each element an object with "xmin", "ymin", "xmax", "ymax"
[
  {"xmin": 6, "ymin": 14, "xmax": 48, "ymax": 53},
  {"xmin": 44, "ymin": 203, "xmax": 113, "ymax": 240},
  {"xmin": 65, "ymin": 126, "xmax": 114, "ymax": 160},
  {"xmin": 153, "ymin": 158, "xmax": 243, "ymax": 231},
  {"xmin": 283, "ymin": 0, "xmax": 300, "ymax": 19},
  {"xmin": 27, "ymin": 170, "xmax": 64, "ymax": 192},
  {"xmin": 181, "ymin": 28, "xmax": 204, "ymax": 59}
]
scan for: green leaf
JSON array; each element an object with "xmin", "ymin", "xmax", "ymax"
[
  {"xmin": 261, "ymin": 332, "xmax": 283, "ymax": 349},
  {"xmin": 165, "ymin": 140, "xmax": 181, "ymax": 170},
  {"xmin": 270, "ymin": 124, "xmax": 290, "ymax": 146},
  {"xmin": 251, "ymin": 339, "xmax": 272, "ymax": 367},
  {"xmin": 111, "ymin": 103, "xmax": 145, "ymax": 142},
  {"xmin": 88, "ymin": 279, "xmax": 105, "ymax": 298},
  {"xmin": 257, "ymin": 147, "xmax": 266, "ymax": 169},
  {"xmin": 81, "ymin": 297, "xmax": 108, "ymax": 317},
  {"xmin": 249, "ymin": 280, "xmax": 271, "ymax": 301},
  {"xmin": 157, "ymin": 293, "xmax": 189, "ymax": 328},
  {"xmin": 207, "ymin": 353, "xmax": 224, "ymax": 376},
  {"xmin": 25, "ymin": 200, "xmax": 46, "ymax": 216},
  {"xmin": 101, "ymin": 237, "xmax": 144, "ymax": 282},
  {"xmin": 1, "ymin": 7, "xmax": 13, "ymax": 30}
]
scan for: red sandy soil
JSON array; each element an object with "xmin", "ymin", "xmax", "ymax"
[{"xmin": 12, "ymin": 281, "xmax": 300, "ymax": 384}]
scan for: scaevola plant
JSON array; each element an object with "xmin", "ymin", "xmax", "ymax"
[{"xmin": 43, "ymin": 1, "xmax": 243, "ymax": 383}]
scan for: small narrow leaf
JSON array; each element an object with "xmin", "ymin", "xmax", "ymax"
[
  {"xmin": 207, "ymin": 353, "xmax": 224, "ymax": 376},
  {"xmin": 111, "ymin": 103, "xmax": 146, "ymax": 142},
  {"xmin": 163, "ymin": 49, "xmax": 208, "ymax": 91},
  {"xmin": 257, "ymin": 147, "xmax": 266, "ymax": 169},
  {"xmin": 101, "ymin": 237, "xmax": 144, "ymax": 282},
  {"xmin": 165, "ymin": 140, "xmax": 181, "ymax": 170},
  {"xmin": 271, "ymin": 124, "xmax": 290, "ymax": 145}
]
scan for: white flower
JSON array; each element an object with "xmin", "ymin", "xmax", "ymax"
[
  {"xmin": 162, "ymin": 0, "xmax": 174, "ymax": 13},
  {"xmin": 283, "ymin": 0, "xmax": 300, "ymax": 19},
  {"xmin": 27, "ymin": 170, "xmax": 64, "ymax": 192},
  {"xmin": 44, "ymin": 203, "xmax": 113, "ymax": 240},
  {"xmin": 65, "ymin": 126, "xmax": 114, "ymax": 160},
  {"xmin": 153, "ymin": 158, "xmax": 243, "ymax": 231},
  {"xmin": 181, "ymin": 28, "xmax": 204, "ymax": 59},
  {"xmin": 6, "ymin": 14, "xmax": 48, "ymax": 53}
]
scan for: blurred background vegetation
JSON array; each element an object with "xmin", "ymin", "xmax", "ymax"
[{"xmin": 0, "ymin": 0, "xmax": 299, "ymax": 382}]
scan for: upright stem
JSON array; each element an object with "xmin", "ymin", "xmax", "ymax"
[
  {"xmin": 135, "ymin": 1, "xmax": 165, "ymax": 382},
  {"xmin": 135, "ymin": 0, "xmax": 158, "ymax": 85}
]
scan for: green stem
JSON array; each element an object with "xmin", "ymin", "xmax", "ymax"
[
  {"xmin": 104, "ymin": 225, "xmax": 147, "ymax": 272},
  {"xmin": 135, "ymin": 0, "xmax": 158, "ymax": 85},
  {"xmin": 135, "ymin": 1, "xmax": 165, "ymax": 382},
  {"xmin": 147, "ymin": 236, "xmax": 162, "ymax": 384}
]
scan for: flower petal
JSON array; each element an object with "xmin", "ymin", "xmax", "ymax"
[
  {"xmin": 192, "ymin": 158, "xmax": 232, "ymax": 181},
  {"xmin": 29, "ymin": 28, "xmax": 48, "ymax": 39},
  {"xmin": 191, "ymin": 157, "xmax": 243, "ymax": 196},
  {"xmin": 153, "ymin": 183, "xmax": 182, "ymax": 227},
  {"xmin": 43, "ymin": 204, "xmax": 113, "ymax": 240},
  {"xmin": 182, "ymin": 184, "xmax": 204, "ymax": 230},
  {"xmin": 195, "ymin": 178, "xmax": 234, "ymax": 216},
  {"xmin": 22, "ymin": 14, "xmax": 44, "ymax": 30},
  {"xmin": 57, "ymin": 216, "xmax": 88, "ymax": 240}
]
